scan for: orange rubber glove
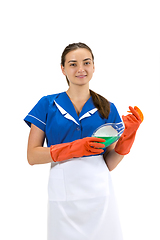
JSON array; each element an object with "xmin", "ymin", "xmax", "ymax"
[
  {"xmin": 50, "ymin": 137, "xmax": 106, "ymax": 162},
  {"xmin": 115, "ymin": 106, "xmax": 144, "ymax": 155}
]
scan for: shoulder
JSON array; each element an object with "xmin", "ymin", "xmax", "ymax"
[
  {"xmin": 107, "ymin": 101, "xmax": 122, "ymax": 123},
  {"xmin": 34, "ymin": 92, "xmax": 63, "ymax": 110},
  {"xmin": 39, "ymin": 92, "xmax": 61, "ymax": 105},
  {"xmin": 109, "ymin": 102, "xmax": 118, "ymax": 113}
]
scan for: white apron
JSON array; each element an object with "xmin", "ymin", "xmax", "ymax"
[{"xmin": 47, "ymin": 155, "xmax": 123, "ymax": 240}]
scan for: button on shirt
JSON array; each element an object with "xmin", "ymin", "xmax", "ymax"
[{"xmin": 24, "ymin": 92, "xmax": 124, "ymax": 151}]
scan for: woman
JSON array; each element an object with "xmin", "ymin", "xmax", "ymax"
[{"xmin": 24, "ymin": 42, "xmax": 143, "ymax": 240}]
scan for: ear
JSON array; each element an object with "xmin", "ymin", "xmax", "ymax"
[{"xmin": 61, "ymin": 65, "xmax": 66, "ymax": 76}]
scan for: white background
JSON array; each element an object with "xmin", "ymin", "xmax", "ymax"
[{"xmin": 0, "ymin": 0, "xmax": 160, "ymax": 239}]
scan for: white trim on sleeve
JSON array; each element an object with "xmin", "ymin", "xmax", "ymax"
[{"xmin": 27, "ymin": 114, "xmax": 46, "ymax": 126}]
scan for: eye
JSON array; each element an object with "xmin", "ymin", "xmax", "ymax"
[
  {"xmin": 84, "ymin": 62, "xmax": 90, "ymax": 65},
  {"xmin": 70, "ymin": 63, "xmax": 77, "ymax": 67}
]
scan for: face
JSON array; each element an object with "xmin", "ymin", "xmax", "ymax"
[{"xmin": 61, "ymin": 48, "xmax": 95, "ymax": 87}]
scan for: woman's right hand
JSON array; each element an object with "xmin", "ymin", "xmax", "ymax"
[{"xmin": 50, "ymin": 137, "xmax": 105, "ymax": 162}]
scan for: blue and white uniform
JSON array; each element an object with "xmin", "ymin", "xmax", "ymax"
[{"xmin": 24, "ymin": 91, "xmax": 124, "ymax": 240}]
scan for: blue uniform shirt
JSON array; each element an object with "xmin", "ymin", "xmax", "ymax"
[{"xmin": 24, "ymin": 92, "xmax": 123, "ymax": 151}]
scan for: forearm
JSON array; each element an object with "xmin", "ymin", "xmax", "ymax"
[
  {"xmin": 104, "ymin": 149, "xmax": 124, "ymax": 171},
  {"xmin": 27, "ymin": 146, "xmax": 53, "ymax": 165}
]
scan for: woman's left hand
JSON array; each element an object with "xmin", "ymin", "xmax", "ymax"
[{"xmin": 115, "ymin": 106, "xmax": 144, "ymax": 155}]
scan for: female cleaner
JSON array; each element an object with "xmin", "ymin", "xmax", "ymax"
[{"xmin": 24, "ymin": 42, "xmax": 143, "ymax": 240}]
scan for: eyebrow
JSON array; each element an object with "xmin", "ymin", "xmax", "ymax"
[{"xmin": 68, "ymin": 58, "xmax": 92, "ymax": 63}]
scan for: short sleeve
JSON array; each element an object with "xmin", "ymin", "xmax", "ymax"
[
  {"xmin": 106, "ymin": 102, "xmax": 124, "ymax": 135},
  {"xmin": 24, "ymin": 96, "xmax": 49, "ymax": 132}
]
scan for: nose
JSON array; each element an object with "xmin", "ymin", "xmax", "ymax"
[{"xmin": 77, "ymin": 64, "xmax": 85, "ymax": 73}]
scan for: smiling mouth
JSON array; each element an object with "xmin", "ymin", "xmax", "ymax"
[{"xmin": 76, "ymin": 75, "xmax": 87, "ymax": 78}]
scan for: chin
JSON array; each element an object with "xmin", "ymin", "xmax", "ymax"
[{"xmin": 76, "ymin": 77, "xmax": 91, "ymax": 84}]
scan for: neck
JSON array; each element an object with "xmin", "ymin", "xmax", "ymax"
[{"xmin": 66, "ymin": 84, "xmax": 90, "ymax": 101}]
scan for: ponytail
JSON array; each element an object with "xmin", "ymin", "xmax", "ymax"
[{"xmin": 90, "ymin": 89, "xmax": 110, "ymax": 119}]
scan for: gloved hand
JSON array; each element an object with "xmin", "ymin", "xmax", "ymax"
[
  {"xmin": 50, "ymin": 137, "xmax": 106, "ymax": 162},
  {"xmin": 115, "ymin": 106, "xmax": 144, "ymax": 155}
]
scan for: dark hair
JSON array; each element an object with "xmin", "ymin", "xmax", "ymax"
[{"xmin": 61, "ymin": 42, "xmax": 110, "ymax": 119}]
